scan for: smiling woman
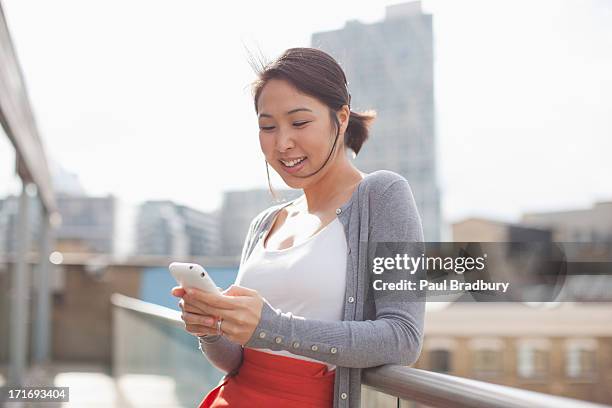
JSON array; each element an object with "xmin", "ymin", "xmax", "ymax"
[
  {"xmin": 251, "ymin": 48, "xmax": 377, "ymax": 199},
  {"xmin": 172, "ymin": 47, "xmax": 425, "ymax": 408}
]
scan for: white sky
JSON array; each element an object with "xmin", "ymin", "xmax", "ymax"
[{"xmin": 1, "ymin": 0, "xmax": 611, "ymax": 228}]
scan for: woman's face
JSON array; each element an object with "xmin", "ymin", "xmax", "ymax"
[{"xmin": 257, "ymin": 78, "xmax": 347, "ymax": 189}]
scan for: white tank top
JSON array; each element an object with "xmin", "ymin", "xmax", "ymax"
[{"xmin": 235, "ymin": 216, "xmax": 348, "ymax": 371}]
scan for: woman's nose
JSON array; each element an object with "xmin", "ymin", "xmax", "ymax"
[{"xmin": 275, "ymin": 128, "xmax": 295, "ymax": 151}]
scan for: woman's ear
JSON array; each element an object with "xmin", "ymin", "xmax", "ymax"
[{"xmin": 338, "ymin": 105, "xmax": 351, "ymax": 134}]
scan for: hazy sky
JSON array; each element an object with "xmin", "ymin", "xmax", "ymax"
[{"xmin": 1, "ymin": 0, "xmax": 611, "ymax": 229}]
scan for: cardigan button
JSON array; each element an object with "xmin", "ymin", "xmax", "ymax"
[
  {"xmin": 258, "ymin": 331, "xmax": 266, "ymax": 338},
  {"xmin": 275, "ymin": 336, "xmax": 282, "ymax": 344},
  {"xmin": 335, "ymin": 208, "xmax": 342, "ymax": 215},
  {"xmin": 311, "ymin": 345, "xmax": 318, "ymax": 351},
  {"xmin": 340, "ymin": 392, "xmax": 348, "ymax": 400},
  {"xmin": 330, "ymin": 347, "xmax": 337, "ymax": 354},
  {"xmin": 348, "ymin": 296, "xmax": 355, "ymax": 303},
  {"xmin": 292, "ymin": 341, "xmax": 300, "ymax": 348}
]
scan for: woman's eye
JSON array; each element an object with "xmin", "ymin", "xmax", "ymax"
[{"xmin": 259, "ymin": 122, "xmax": 308, "ymax": 131}]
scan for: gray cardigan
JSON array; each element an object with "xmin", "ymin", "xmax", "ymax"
[{"xmin": 199, "ymin": 169, "xmax": 425, "ymax": 408}]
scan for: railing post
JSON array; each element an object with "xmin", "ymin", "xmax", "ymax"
[
  {"xmin": 33, "ymin": 208, "xmax": 53, "ymax": 364},
  {"xmin": 8, "ymin": 180, "xmax": 32, "ymax": 386}
]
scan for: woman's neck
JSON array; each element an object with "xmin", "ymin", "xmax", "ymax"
[{"xmin": 300, "ymin": 154, "xmax": 363, "ymax": 214}]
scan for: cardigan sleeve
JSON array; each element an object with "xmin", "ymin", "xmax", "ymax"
[
  {"xmin": 244, "ymin": 179, "xmax": 426, "ymax": 368},
  {"xmin": 197, "ymin": 208, "xmax": 269, "ymax": 375}
]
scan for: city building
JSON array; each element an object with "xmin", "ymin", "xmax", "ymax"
[
  {"xmin": 416, "ymin": 302, "xmax": 612, "ymax": 404},
  {"xmin": 451, "ymin": 217, "xmax": 612, "ymax": 302},
  {"xmin": 50, "ymin": 161, "xmax": 86, "ymax": 197},
  {"xmin": 453, "ymin": 217, "xmax": 552, "ymax": 242},
  {"xmin": 55, "ymin": 195, "xmax": 116, "ymax": 254},
  {"xmin": 311, "ymin": 1, "xmax": 441, "ymax": 241},
  {"xmin": 0, "ymin": 163, "xmax": 114, "ymax": 256},
  {"xmin": 220, "ymin": 188, "xmax": 301, "ymax": 257},
  {"xmin": 522, "ymin": 201, "xmax": 612, "ymax": 242},
  {"xmin": 136, "ymin": 200, "xmax": 219, "ymax": 257}
]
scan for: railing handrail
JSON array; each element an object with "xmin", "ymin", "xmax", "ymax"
[
  {"xmin": 362, "ymin": 365, "xmax": 609, "ymax": 408},
  {"xmin": 111, "ymin": 293, "xmax": 183, "ymax": 326},
  {"xmin": 0, "ymin": 4, "xmax": 56, "ymax": 213},
  {"xmin": 0, "ymin": 253, "xmax": 241, "ymax": 267},
  {"xmin": 111, "ymin": 293, "xmax": 610, "ymax": 408}
]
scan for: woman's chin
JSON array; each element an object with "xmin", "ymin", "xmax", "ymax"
[{"xmin": 281, "ymin": 178, "xmax": 307, "ymax": 189}]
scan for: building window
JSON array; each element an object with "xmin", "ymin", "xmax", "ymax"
[
  {"xmin": 473, "ymin": 349, "xmax": 503, "ymax": 377},
  {"xmin": 429, "ymin": 349, "xmax": 451, "ymax": 373},
  {"xmin": 565, "ymin": 339, "xmax": 597, "ymax": 380},
  {"xmin": 517, "ymin": 339, "xmax": 550, "ymax": 379},
  {"xmin": 469, "ymin": 338, "xmax": 504, "ymax": 377},
  {"xmin": 424, "ymin": 338, "xmax": 456, "ymax": 374}
]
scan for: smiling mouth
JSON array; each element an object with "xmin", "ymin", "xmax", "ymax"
[{"xmin": 279, "ymin": 156, "xmax": 307, "ymax": 168}]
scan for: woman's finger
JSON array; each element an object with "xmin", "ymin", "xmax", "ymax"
[
  {"xmin": 182, "ymin": 311, "xmax": 215, "ymax": 327},
  {"xmin": 185, "ymin": 324, "xmax": 218, "ymax": 337},
  {"xmin": 183, "ymin": 296, "xmax": 229, "ymax": 319},
  {"xmin": 171, "ymin": 286, "xmax": 186, "ymax": 298},
  {"xmin": 179, "ymin": 298, "xmax": 202, "ymax": 314},
  {"xmin": 224, "ymin": 284, "xmax": 257, "ymax": 297},
  {"xmin": 213, "ymin": 319, "xmax": 236, "ymax": 337},
  {"xmin": 179, "ymin": 299, "xmax": 212, "ymax": 317},
  {"xmin": 183, "ymin": 302, "xmax": 210, "ymax": 314},
  {"xmin": 185, "ymin": 288, "xmax": 237, "ymax": 310}
]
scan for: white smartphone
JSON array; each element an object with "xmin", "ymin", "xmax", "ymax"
[{"xmin": 169, "ymin": 262, "xmax": 221, "ymax": 294}]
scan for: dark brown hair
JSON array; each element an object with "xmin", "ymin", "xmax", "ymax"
[{"xmin": 248, "ymin": 47, "xmax": 376, "ymax": 200}]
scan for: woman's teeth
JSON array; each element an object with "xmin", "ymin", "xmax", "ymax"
[{"xmin": 281, "ymin": 157, "xmax": 306, "ymax": 167}]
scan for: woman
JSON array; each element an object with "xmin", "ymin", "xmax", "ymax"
[{"xmin": 171, "ymin": 47, "xmax": 425, "ymax": 408}]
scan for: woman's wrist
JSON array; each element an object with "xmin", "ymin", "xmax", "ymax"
[{"xmin": 199, "ymin": 334, "xmax": 222, "ymax": 344}]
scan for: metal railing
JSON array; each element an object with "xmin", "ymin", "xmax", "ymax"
[
  {"xmin": 1, "ymin": 3, "xmax": 57, "ymax": 387},
  {"xmin": 111, "ymin": 293, "xmax": 225, "ymax": 407},
  {"xmin": 361, "ymin": 365, "xmax": 609, "ymax": 408},
  {"xmin": 111, "ymin": 294, "xmax": 610, "ymax": 408}
]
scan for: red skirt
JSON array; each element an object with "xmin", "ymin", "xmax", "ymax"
[{"xmin": 198, "ymin": 347, "xmax": 336, "ymax": 408}]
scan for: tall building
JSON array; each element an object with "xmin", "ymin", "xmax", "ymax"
[
  {"xmin": 55, "ymin": 195, "xmax": 116, "ymax": 254},
  {"xmin": 311, "ymin": 1, "xmax": 441, "ymax": 241},
  {"xmin": 50, "ymin": 163, "xmax": 116, "ymax": 253},
  {"xmin": 50, "ymin": 161, "xmax": 86, "ymax": 197},
  {"xmin": 136, "ymin": 200, "xmax": 219, "ymax": 257},
  {"xmin": 220, "ymin": 189, "xmax": 302, "ymax": 257}
]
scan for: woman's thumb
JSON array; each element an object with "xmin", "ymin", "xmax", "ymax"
[{"xmin": 224, "ymin": 284, "xmax": 251, "ymax": 296}]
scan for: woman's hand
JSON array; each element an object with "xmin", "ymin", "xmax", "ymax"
[
  {"xmin": 171, "ymin": 286, "xmax": 220, "ymax": 337},
  {"xmin": 171, "ymin": 285, "xmax": 264, "ymax": 345}
]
